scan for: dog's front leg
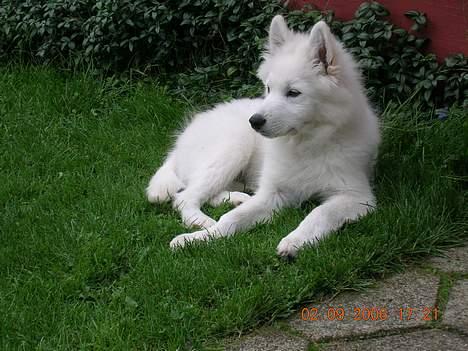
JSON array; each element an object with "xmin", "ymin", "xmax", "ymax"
[
  {"xmin": 277, "ymin": 193, "xmax": 375, "ymax": 258},
  {"xmin": 170, "ymin": 191, "xmax": 284, "ymax": 249}
]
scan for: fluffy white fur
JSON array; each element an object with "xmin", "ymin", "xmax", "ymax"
[{"xmin": 146, "ymin": 16, "xmax": 380, "ymax": 257}]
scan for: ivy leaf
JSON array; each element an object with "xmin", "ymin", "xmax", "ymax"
[
  {"xmin": 226, "ymin": 66, "xmax": 237, "ymax": 76},
  {"xmin": 342, "ymin": 32, "xmax": 355, "ymax": 41}
]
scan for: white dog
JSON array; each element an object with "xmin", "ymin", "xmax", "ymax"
[{"xmin": 147, "ymin": 16, "xmax": 380, "ymax": 257}]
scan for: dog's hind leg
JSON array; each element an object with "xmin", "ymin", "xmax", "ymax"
[
  {"xmin": 174, "ymin": 187, "xmax": 218, "ymax": 228},
  {"xmin": 147, "ymin": 153, "xmax": 185, "ymax": 203},
  {"xmin": 173, "ymin": 154, "xmax": 251, "ymax": 229}
]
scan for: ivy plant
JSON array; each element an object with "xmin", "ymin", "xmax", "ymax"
[{"xmin": 0, "ymin": 1, "xmax": 466, "ymax": 109}]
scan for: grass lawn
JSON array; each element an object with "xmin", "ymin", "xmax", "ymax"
[{"xmin": 0, "ymin": 66, "xmax": 466, "ymax": 350}]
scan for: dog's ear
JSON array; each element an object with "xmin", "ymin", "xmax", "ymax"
[
  {"xmin": 309, "ymin": 21, "xmax": 337, "ymax": 72},
  {"xmin": 268, "ymin": 15, "xmax": 290, "ymax": 53}
]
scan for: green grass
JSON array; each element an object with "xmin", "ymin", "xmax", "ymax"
[{"xmin": 0, "ymin": 66, "xmax": 466, "ymax": 350}]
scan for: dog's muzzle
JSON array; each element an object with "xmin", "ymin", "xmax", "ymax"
[{"xmin": 249, "ymin": 114, "xmax": 266, "ymax": 131}]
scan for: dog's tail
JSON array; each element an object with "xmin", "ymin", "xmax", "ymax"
[{"xmin": 146, "ymin": 153, "xmax": 185, "ymax": 203}]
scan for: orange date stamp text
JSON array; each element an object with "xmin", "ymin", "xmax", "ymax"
[{"xmin": 300, "ymin": 306, "xmax": 439, "ymax": 322}]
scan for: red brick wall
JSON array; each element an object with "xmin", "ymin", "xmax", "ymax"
[{"xmin": 288, "ymin": 0, "xmax": 468, "ymax": 59}]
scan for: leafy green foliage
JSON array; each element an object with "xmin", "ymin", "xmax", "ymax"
[
  {"xmin": 0, "ymin": 0, "xmax": 285, "ymax": 72},
  {"xmin": 0, "ymin": 1, "xmax": 466, "ymax": 108},
  {"xmin": 337, "ymin": 3, "xmax": 467, "ymax": 108}
]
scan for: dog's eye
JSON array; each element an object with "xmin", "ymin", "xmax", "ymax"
[{"xmin": 286, "ymin": 89, "xmax": 301, "ymax": 98}]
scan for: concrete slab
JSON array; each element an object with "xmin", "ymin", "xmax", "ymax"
[
  {"xmin": 322, "ymin": 329, "xmax": 468, "ymax": 351},
  {"xmin": 289, "ymin": 270, "xmax": 439, "ymax": 341},
  {"xmin": 443, "ymin": 279, "xmax": 468, "ymax": 333},
  {"xmin": 429, "ymin": 246, "xmax": 468, "ymax": 273},
  {"xmin": 226, "ymin": 329, "xmax": 309, "ymax": 351}
]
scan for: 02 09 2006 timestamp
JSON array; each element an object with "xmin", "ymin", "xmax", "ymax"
[{"xmin": 300, "ymin": 306, "xmax": 439, "ymax": 322}]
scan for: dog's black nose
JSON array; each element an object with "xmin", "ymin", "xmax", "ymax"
[{"xmin": 249, "ymin": 114, "xmax": 266, "ymax": 130}]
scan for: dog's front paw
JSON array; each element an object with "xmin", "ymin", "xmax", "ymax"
[
  {"xmin": 169, "ymin": 230, "xmax": 211, "ymax": 250},
  {"xmin": 276, "ymin": 236, "xmax": 301, "ymax": 258},
  {"xmin": 276, "ymin": 232, "xmax": 319, "ymax": 258},
  {"xmin": 170, "ymin": 233, "xmax": 192, "ymax": 249}
]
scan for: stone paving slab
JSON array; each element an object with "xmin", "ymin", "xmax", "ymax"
[
  {"xmin": 443, "ymin": 279, "xmax": 468, "ymax": 333},
  {"xmin": 321, "ymin": 329, "xmax": 468, "ymax": 351},
  {"xmin": 226, "ymin": 329, "xmax": 308, "ymax": 351},
  {"xmin": 289, "ymin": 270, "xmax": 439, "ymax": 341},
  {"xmin": 429, "ymin": 246, "xmax": 468, "ymax": 273}
]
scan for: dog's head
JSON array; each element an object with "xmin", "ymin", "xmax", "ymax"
[{"xmin": 251, "ymin": 16, "xmax": 352, "ymax": 138}]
